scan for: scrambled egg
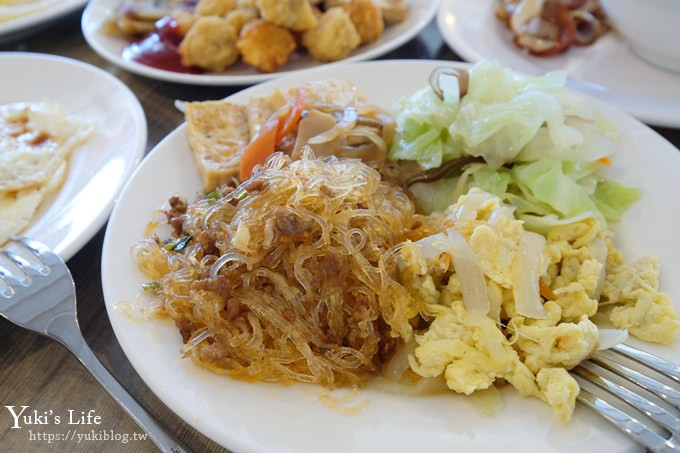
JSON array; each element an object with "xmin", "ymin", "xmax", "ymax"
[
  {"xmin": 399, "ymin": 188, "xmax": 679, "ymax": 423},
  {"xmin": 602, "ymin": 254, "xmax": 680, "ymax": 344}
]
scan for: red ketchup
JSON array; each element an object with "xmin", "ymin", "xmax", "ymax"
[{"xmin": 122, "ymin": 16, "xmax": 203, "ymax": 74}]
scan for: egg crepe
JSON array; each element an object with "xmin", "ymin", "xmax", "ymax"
[
  {"xmin": 0, "ymin": 101, "xmax": 92, "ymax": 245},
  {"xmin": 0, "ymin": 0, "xmax": 60, "ymax": 22}
]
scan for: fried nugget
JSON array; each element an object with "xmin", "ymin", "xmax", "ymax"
[
  {"xmin": 196, "ymin": 0, "xmax": 236, "ymax": 16},
  {"xmin": 225, "ymin": 7, "xmax": 259, "ymax": 34},
  {"xmin": 236, "ymin": 19, "xmax": 297, "ymax": 72},
  {"xmin": 170, "ymin": 11, "xmax": 196, "ymax": 37},
  {"xmin": 256, "ymin": 0, "xmax": 318, "ymax": 31},
  {"xmin": 342, "ymin": 0, "xmax": 383, "ymax": 44},
  {"xmin": 179, "ymin": 16, "xmax": 239, "ymax": 72},
  {"xmin": 302, "ymin": 7, "xmax": 360, "ymax": 61},
  {"xmin": 322, "ymin": 0, "xmax": 346, "ymax": 7}
]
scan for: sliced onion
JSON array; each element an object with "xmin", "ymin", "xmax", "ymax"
[
  {"xmin": 384, "ymin": 340, "xmax": 418, "ymax": 381},
  {"xmin": 445, "ymin": 228, "xmax": 491, "ymax": 318},
  {"xmin": 414, "ymin": 232, "xmax": 447, "ymax": 261},
  {"xmin": 413, "ymin": 228, "xmax": 490, "ymax": 318},
  {"xmin": 413, "ymin": 229, "xmax": 490, "ymax": 318},
  {"xmin": 597, "ymin": 328, "xmax": 628, "ymax": 350},
  {"xmin": 512, "ymin": 231, "xmax": 547, "ymax": 318},
  {"xmin": 449, "ymin": 188, "xmax": 497, "ymax": 222},
  {"xmin": 347, "ymin": 127, "xmax": 387, "ymax": 153},
  {"xmin": 586, "ymin": 236, "xmax": 607, "ymax": 300}
]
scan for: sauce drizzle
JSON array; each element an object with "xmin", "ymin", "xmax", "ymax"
[{"xmin": 122, "ymin": 17, "xmax": 203, "ymax": 74}]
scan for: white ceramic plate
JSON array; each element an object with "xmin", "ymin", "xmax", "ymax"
[
  {"xmin": 0, "ymin": 0, "xmax": 87, "ymax": 44},
  {"xmin": 102, "ymin": 60, "xmax": 680, "ymax": 452},
  {"xmin": 0, "ymin": 52, "xmax": 146, "ymax": 261},
  {"xmin": 81, "ymin": 0, "xmax": 440, "ymax": 86},
  {"xmin": 436, "ymin": 0, "xmax": 680, "ymax": 128}
]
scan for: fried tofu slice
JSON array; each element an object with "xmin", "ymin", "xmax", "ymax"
[
  {"xmin": 294, "ymin": 79, "xmax": 367, "ymax": 106},
  {"xmin": 185, "ymin": 101, "xmax": 250, "ymax": 192}
]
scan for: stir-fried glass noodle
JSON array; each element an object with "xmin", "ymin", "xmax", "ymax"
[{"xmin": 132, "ymin": 151, "xmax": 438, "ymax": 387}]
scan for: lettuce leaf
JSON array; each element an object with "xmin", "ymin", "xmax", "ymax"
[
  {"xmin": 390, "ymin": 60, "xmax": 638, "ymax": 228},
  {"xmin": 408, "ymin": 159, "xmax": 639, "ymax": 231},
  {"xmin": 389, "ymin": 61, "xmax": 616, "ymax": 170},
  {"xmin": 389, "ymin": 87, "xmax": 461, "ymax": 170}
]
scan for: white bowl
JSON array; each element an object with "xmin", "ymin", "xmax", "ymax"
[{"xmin": 600, "ymin": 0, "xmax": 680, "ymax": 73}]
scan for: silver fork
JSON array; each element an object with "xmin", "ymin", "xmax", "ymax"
[
  {"xmin": 0, "ymin": 238, "xmax": 191, "ymax": 453},
  {"xmin": 573, "ymin": 343, "xmax": 680, "ymax": 452}
]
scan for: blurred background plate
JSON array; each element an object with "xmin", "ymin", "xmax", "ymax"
[
  {"xmin": 82, "ymin": 0, "xmax": 441, "ymax": 85},
  {"xmin": 437, "ymin": 0, "xmax": 680, "ymax": 128},
  {"xmin": 0, "ymin": 0, "xmax": 87, "ymax": 44},
  {"xmin": 0, "ymin": 52, "xmax": 146, "ymax": 261}
]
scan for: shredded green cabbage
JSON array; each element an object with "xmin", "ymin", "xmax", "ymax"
[{"xmin": 390, "ymin": 61, "xmax": 639, "ymax": 228}]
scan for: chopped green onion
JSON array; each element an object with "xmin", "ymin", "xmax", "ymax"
[
  {"xmin": 142, "ymin": 281, "xmax": 159, "ymax": 291},
  {"xmin": 163, "ymin": 234, "xmax": 192, "ymax": 251},
  {"xmin": 205, "ymin": 191, "xmax": 219, "ymax": 201}
]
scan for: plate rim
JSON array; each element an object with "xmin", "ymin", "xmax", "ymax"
[{"xmin": 81, "ymin": 0, "xmax": 441, "ymax": 86}]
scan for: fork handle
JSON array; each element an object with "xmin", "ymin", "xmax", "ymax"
[{"xmin": 48, "ymin": 314, "xmax": 192, "ymax": 453}]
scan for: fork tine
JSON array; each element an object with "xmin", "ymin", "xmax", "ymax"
[
  {"xmin": 0, "ymin": 239, "xmax": 72, "ymax": 322},
  {"xmin": 9, "ymin": 238, "xmax": 52, "ymax": 273},
  {"xmin": 612, "ymin": 344, "xmax": 680, "ymax": 385},
  {"xmin": 13, "ymin": 236, "xmax": 52, "ymax": 256},
  {"xmin": 574, "ymin": 365, "xmax": 680, "ymax": 435},
  {"xmin": 592, "ymin": 354, "xmax": 680, "ymax": 409},
  {"xmin": 0, "ymin": 251, "xmax": 31, "ymax": 286},
  {"xmin": 576, "ymin": 386, "xmax": 679, "ymax": 452},
  {"xmin": 3, "ymin": 249, "xmax": 49, "ymax": 277},
  {"xmin": 0, "ymin": 276, "xmax": 14, "ymax": 298}
]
